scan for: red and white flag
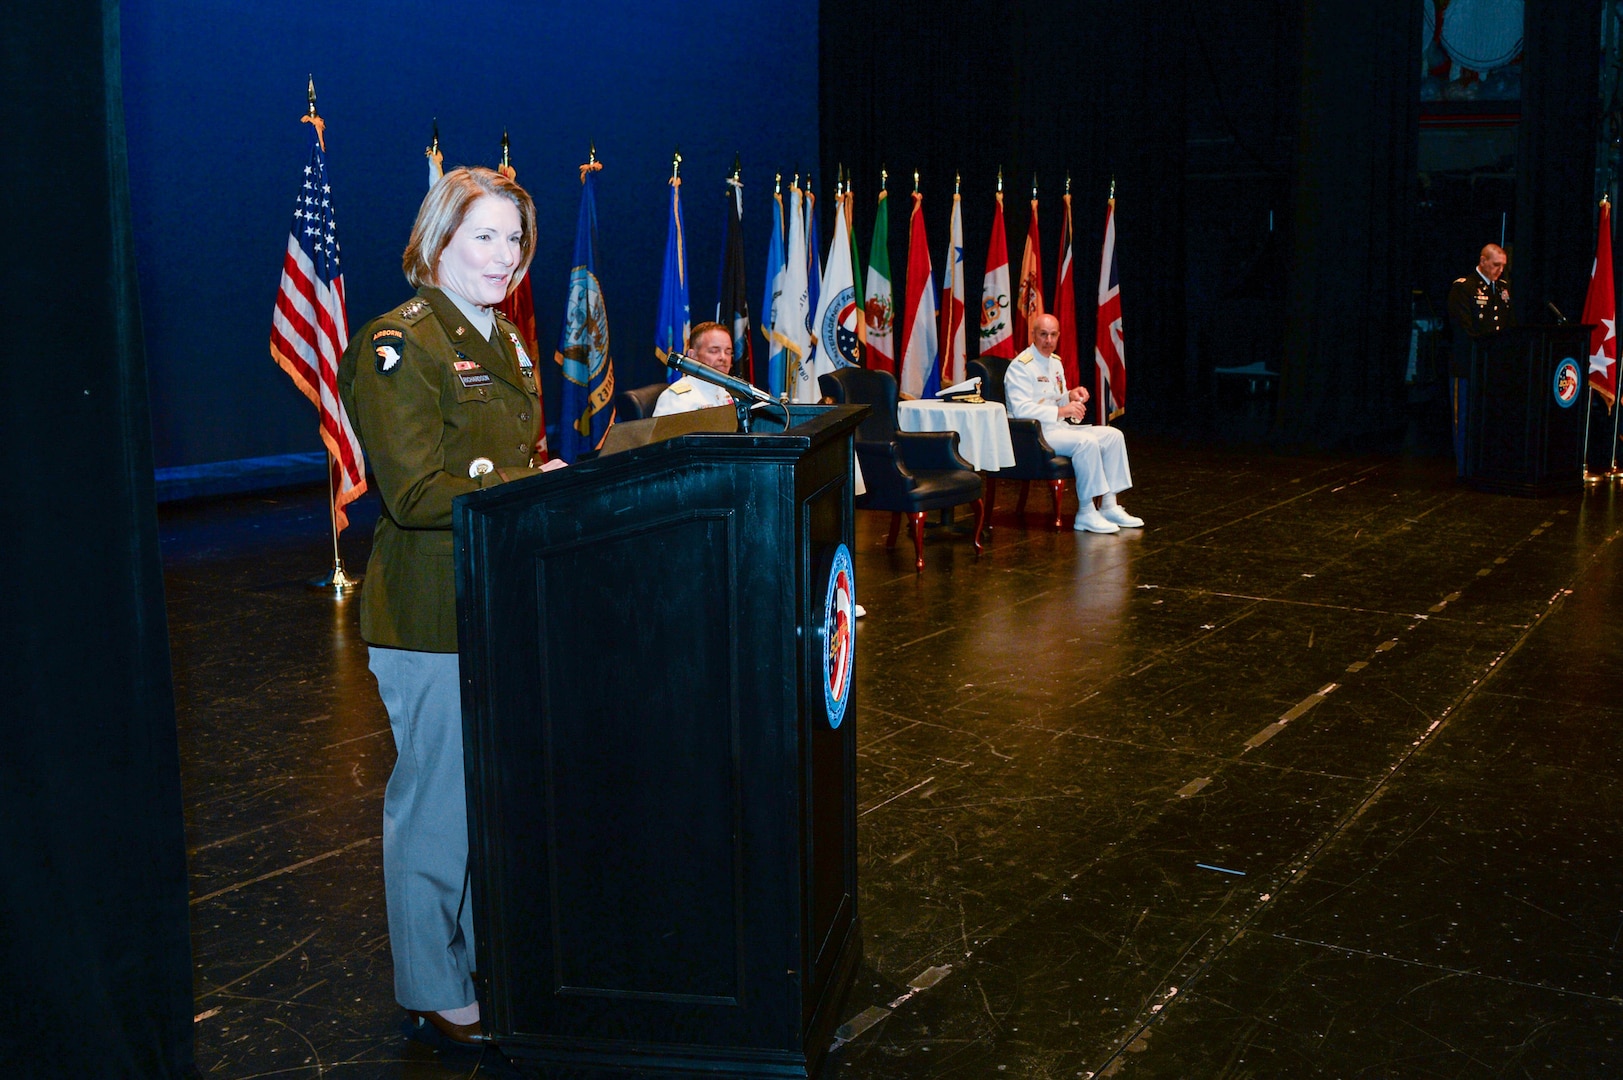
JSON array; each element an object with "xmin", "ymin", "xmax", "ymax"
[
  {"xmin": 1053, "ymin": 190, "xmax": 1079, "ymax": 391},
  {"xmin": 899, "ymin": 190, "xmax": 939, "ymax": 399},
  {"xmin": 938, "ymin": 189, "xmax": 966, "ymax": 387},
  {"xmin": 978, "ymin": 190, "xmax": 1014, "ymax": 358},
  {"xmin": 1582, "ymin": 197, "xmax": 1617, "ymax": 410},
  {"xmin": 269, "ymin": 115, "xmax": 366, "ymax": 531},
  {"xmin": 1094, "ymin": 194, "xmax": 1125, "ymax": 422},
  {"xmin": 1014, "ymin": 194, "xmax": 1044, "ymax": 347}
]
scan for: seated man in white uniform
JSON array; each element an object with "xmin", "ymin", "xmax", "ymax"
[
  {"xmin": 1004, "ymin": 313, "xmax": 1142, "ymax": 533},
  {"xmin": 653, "ymin": 321, "xmax": 735, "ymax": 416}
]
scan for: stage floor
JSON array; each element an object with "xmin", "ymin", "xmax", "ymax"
[{"xmin": 164, "ymin": 437, "xmax": 1623, "ymax": 1078}]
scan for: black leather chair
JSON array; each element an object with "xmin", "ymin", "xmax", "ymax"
[
  {"xmin": 968, "ymin": 356, "xmax": 1075, "ymax": 530},
  {"xmin": 819, "ymin": 367, "xmax": 984, "ymax": 572},
  {"xmin": 614, "ymin": 381, "xmax": 670, "ymax": 421}
]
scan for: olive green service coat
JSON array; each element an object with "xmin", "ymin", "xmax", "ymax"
[{"xmin": 338, "ymin": 286, "xmax": 544, "ymax": 652}]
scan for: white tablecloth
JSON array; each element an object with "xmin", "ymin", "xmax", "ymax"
[{"xmin": 897, "ymin": 400, "xmax": 1016, "ymax": 472}]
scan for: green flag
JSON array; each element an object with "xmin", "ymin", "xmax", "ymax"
[{"xmin": 863, "ymin": 187, "xmax": 894, "ymax": 372}]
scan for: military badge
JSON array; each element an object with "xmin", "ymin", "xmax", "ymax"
[{"xmin": 372, "ymin": 328, "xmax": 405, "ymax": 374}]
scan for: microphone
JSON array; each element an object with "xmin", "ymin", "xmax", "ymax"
[
  {"xmin": 1546, "ymin": 301, "xmax": 1569, "ymax": 324},
  {"xmin": 661, "ymin": 352, "xmax": 775, "ymax": 405}
]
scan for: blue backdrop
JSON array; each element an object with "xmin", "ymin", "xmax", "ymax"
[{"xmin": 122, "ymin": 0, "xmax": 818, "ymax": 469}]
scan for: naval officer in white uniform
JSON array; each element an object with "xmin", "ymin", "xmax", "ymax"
[
  {"xmin": 653, "ymin": 321, "xmax": 736, "ymax": 416},
  {"xmin": 1004, "ymin": 313, "xmax": 1142, "ymax": 533}
]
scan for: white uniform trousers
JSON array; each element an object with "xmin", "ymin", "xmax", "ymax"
[
  {"xmin": 368, "ymin": 647, "xmax": 477, "ymax": 1012},
  {"xmin": 1042, "ymin": 422, "xmax": 1133, "ymax": 501}
]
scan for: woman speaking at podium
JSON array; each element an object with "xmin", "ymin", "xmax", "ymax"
[{"xmin": 337, "ymin": 166, "xmax": 547, "ymax": 1049}]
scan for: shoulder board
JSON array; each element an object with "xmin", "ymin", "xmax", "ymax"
[
  {"xmin": 1453, "ymin": 277, "xmax": 1468, "ymax": 284},
  {"xmin": 671, "ymin": 381, "xmax": 694, "ymax": 394},
  {"xmin": 1016, "ymin": 353, "xmax": 1033, "ymax": 364},
  {"xmin": 394, "ymin": 297, "xmax": 432, "ymax": 323}
]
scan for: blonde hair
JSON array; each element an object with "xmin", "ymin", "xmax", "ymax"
[{"xmin": 402, "ymin": 166, "xmax": 537, "ymax": 292}]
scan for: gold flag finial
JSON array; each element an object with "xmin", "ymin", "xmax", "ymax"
[
  {"xmin": 997, "ymin": 166, "xmax": 1003, "ymax": 193},
  {"xmin": 1065, "ymin": 172, "xmax": 1072, "ymax": 194},
  {"xmin": 579, "ymin": 142, "xmax": 602, "ymax": 183},
  {"xmin": 732, "ymin": 153, "xmax": 742, "ymax": 182},
  {"xmin": 1109, "ymin": 175, "xmax": 1116, "ymax": 200},
  {"xmin": 955, "ymin": 171, "xmax": 961, "ymax": 195},
  {"xmin": 880, "ymin": 166, "xmax": 888, "ymax": 191},
  {"xmin": 300, "ymin": 76, "xmax": 326, "ymax": 151},
  {"xmin": 775, "ymin": 171, "xmax": 781, "ymax": 194},
  {"xmin": 1031, "ymin": 174, "xmax": 1038, "ymax": 200},
  {"xmin": 913, "ymin": 169, "xmax": 920, "ymax": 193},
  {"xmin": 501, "ymin": 131, "xmax": 511, "ymax": 169},
  {"xmin": 672, "ymin": 147, "xmax": 682, "ymax": 181},
  {"xmin": 427, "ymin": 119, "xmax": 439, "ymax": 156}
]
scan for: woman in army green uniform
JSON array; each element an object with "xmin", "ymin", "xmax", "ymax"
[{"xmin": 337, "ymin": 167, "xmax": 546, "ymax": 1049}]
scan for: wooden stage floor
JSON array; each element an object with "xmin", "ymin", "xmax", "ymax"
[{"xmin": 163, "ymin": 437, "xmax": 1623, "ymax": 1078}]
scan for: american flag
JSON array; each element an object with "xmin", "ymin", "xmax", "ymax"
[
  {"xmin": 270, "ymin": 121, "xmax": 366, "ymax": 531},
  {"xmin": 1094, "ymin": 195, "xmax": 1125, "ymax": 422}
]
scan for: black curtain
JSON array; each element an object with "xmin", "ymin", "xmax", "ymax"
[
  {"xmin": 820, "ymin": 0, "xmax": 1189, "ymax": 426},
  {"xmin": 0, "ymin": 2, "xmax": 194, "ymax": 1076},
  {"xmin": 1514, "ymin": 0, "xmax": 1604, "ymax": 324},
  {"xmin": 1276, "ymin": 0, "xmax": 1421, "ymax": 446}
]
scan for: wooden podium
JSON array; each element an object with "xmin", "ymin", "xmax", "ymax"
[
  {"xmin": 1464, "ymin": 324, "xmax": 1590, "ymax": 496},
  {"xmin": 453, "ymin": 404, "xmax": 864, "ymax": 1078}
]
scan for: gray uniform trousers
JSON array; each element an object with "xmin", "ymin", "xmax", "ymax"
[{"xmin": 368, "ymin": 647, "xmax": 477, "ymax": 1012}]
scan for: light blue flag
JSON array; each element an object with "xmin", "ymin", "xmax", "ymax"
[
  {"xmin": 762, "ymin": 187, "xmax": 787, "ymax": 396},
  {"xmin": 554, "ymin": 165, "xmax": 615, "ymax": 462},
  {"xmin": 655, "ymin": 176, "xmax": 690, "ymax": 382}
]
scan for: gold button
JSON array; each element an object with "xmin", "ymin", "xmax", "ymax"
[
  {"xmin": 518, "ymin": 412, "xmax": 530, "ymax": 422},
  {"xmin": 518, "ymin": 443, "xmax": 529, "ymax": 452}
]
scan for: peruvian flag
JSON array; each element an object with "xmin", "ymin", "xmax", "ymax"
[
  {"xmin": 1053, "ymin": 191, "xmax": 1079, "ymax": 391},
  {"xmin": 899, "ymin": 190, "xmax": 939, "ymax": 399},
  {"xmin": 937, "ymin": 190, "xmax": 966, "ymax": 388},
  {"xmin": 1094, "ymin": 195, "xmax": 1125, "ymax": 421},
  {"xmin": 1582, "ymin": 197, "xmax": 1617, "ymax": 410},
  {"xmin": 979, "ymin": 191, "xmax": 1014, "ymax": 358},
  {"xmin": 1014, "ymin": 195, "xmax": 1044, "ymax": 347}
]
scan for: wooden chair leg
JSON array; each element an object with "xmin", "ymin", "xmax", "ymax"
[
  {"xmin": 983, "ymin": 477, "xmax": 997, "ymax": 532},
  {"xmin": 970, "ymin": 498, "xmax": 985, "ymax": 556},
  {"xmin": 1049, "ymin": 479, "xmax": 1066, "ymax": 530},
  {"xmin": 886, "ymin": 512, "xmax": 902, "ymax": 549},
  {"xmin": 909, "ymin": 512, "xmax": 926, "ymax": 572},
  {"xmin": 1015, "ymin": 480, "xmax": 1031, "ymax": 516}
]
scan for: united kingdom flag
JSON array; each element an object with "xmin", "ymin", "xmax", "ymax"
[{"xmin": 1094, "ymin": 194, "xmax": 1125, "ymax": 422}]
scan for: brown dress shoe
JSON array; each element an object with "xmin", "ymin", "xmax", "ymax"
[{"xmin": 407, "ymin": 1009, "xmax": 491, "ymax": 1047}]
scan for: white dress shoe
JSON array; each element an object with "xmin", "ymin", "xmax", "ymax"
[
  {"xmin": 1100, "ymin": 504, "xmax": 1144, "ymax": 528},
  {"xmin": 1074, "ymin": 507, "xmax": 1121, "ymax": 533}
]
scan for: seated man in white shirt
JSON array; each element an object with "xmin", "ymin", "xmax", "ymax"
[
  {"xmin": 652, "ymin": 321, "xmax": 736, "ymax": 416},
  {"xmin": 1003, "ymin": 313, "xmax": 1142, "ymax": 533}
]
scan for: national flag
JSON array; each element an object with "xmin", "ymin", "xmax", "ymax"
[
  {"xmin": 1582, "ymin": 196, "xmax": 1617, "ymax": 410},
  {"xmin": 844, "ymin": 173, "xmax": 865, "ymax": 329},
  {"xmin": 899, "ymin": 189, "xmax": 939, "ymax": 399},
  {"xmin": 804, "ymin": 181, "xmax": 822, "ymax": 342},
  {"xmin": 1094, "ymin": 193, "xmax": 1125, "ymax": 422},
  {"xmin": 269, "ymin": 113, "xmax": 365, "ymax": 533},
  {"xmin": 761, "ymin": 180, "xmax": 788, "ymax": 395},
  {"xmin": 864, "ymin": 185, "xmax": 896, "ymax": 373},
  {"xmin": 808, "ymin": 187, "xmax": 862, "ymax": 396},
  {"xmin": 554, "ymin": 156, "xmax": 616, "ymax": 462},
  {"xmin": 1014, "ymin": 193, "xmax": 1044, "ymax": 347},
  {"xmin": 772, "ymin": 177, "xmax": 813, "ymax": 401},
  {"xmin": 718, "ymin": 169, "xmax": 753, "ymax": 384},
  {"xmin": 495, "ymin": 143, "xmax": 546, "ymax": 461},
  {"xmin": 655, "ymin": 167, "xmax": 690, "ymax": 381},
  {"xmin": 979, "ymin": 189, "xmax": 1013, "ymax": 358},
  {"xmin": 937, "ymin": 187, "xmax": 966, "ymax": 388},
  {"xmin": 1053, "ymin": 189, "xmax": 1079, "ymax": 391}
]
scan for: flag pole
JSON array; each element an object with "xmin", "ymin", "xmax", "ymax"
[{"xmin": 300, "ymin": 78, "xmax": 360, "ymax": 596}]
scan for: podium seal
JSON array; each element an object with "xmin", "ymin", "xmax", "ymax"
[
  {"xmin": 1553, "ymin": 358, "xmax": 1580, "ymax": 409},
  {"xmin": 821, "ymin": 543, "xmax": 855, "ymax": 728}
]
